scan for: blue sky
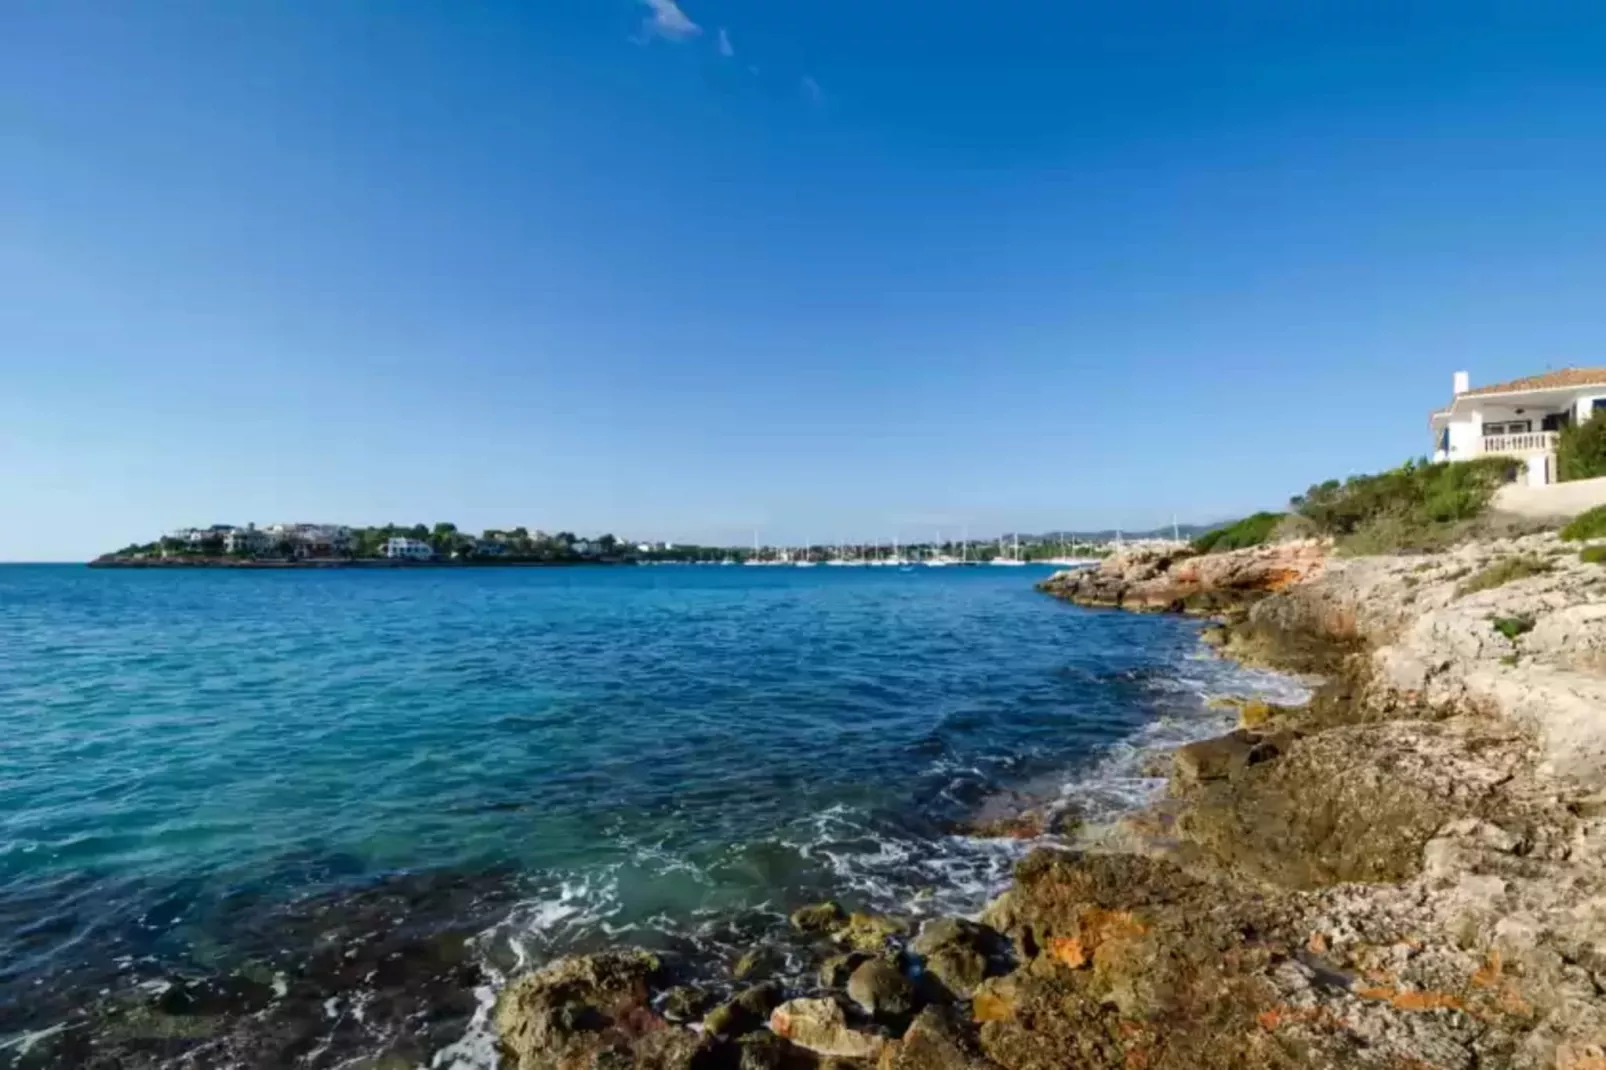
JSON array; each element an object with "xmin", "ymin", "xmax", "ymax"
[{"xmin": 4, "ymin": 1, "xmax": 1605, "ymax": 559}]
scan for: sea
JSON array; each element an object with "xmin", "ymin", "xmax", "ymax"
[{"xmin": 0, "ymin": 563, "xmax": 1307, "ymax": 1068}]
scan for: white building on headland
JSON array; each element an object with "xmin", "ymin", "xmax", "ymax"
[
  {"xmin": 383, "ymin": 536, "xmax": 434, "ymax": 560},
  {"xmin": 1431, "ymin": 368, "xmax": 1606, "ymax": 487},
  {"xmin": 223, "ymin": 525, "xmax": 272, "ymax": 555}
]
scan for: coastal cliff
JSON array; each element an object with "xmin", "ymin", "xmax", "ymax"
[{"xmin": 491, "ymin": 536, "xmax": 1606, "ymax": 1070}]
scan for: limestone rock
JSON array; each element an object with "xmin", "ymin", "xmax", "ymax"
[
  {"xmin": 846, "ymin": 958, "xmax": 914, "ymax": 1019},
  {"xmin": 790, "ymin": 901, "xmax": 846, "ymax": 933},
  {"xmin": 1171, "ymin": 729, "xmax": 1281, "ymax": 784},
  {"xmin": 769, "ymin": 998, "xmax": 887, "ymax": 1060},
  {"xmin": 911, "ymin": 917, "xmax": 1005, "ymax": 1000},
  {"xmin": 819, "ymin": 951, "xmax": 870, "ymax": 988},
  {"xmin": 493, "ymin": 949, "xmax": 664, "ymax": 1070},
  {"xmin": 878, "ymin": 1006, "xmax": 1000, "ymax": 1070},
  {"xmin": 1037, "ymin": 540, "xmax": 1326, "ymax": 613},
  {"xmin": 832, "ymin": 912, "xmax": 909, "ymax": 953},
  {"xmin": 703, "ymin": 982, "xmax": 783, "ymax": 1039}
]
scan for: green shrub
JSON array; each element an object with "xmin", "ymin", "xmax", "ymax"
[
  {"xmin": 1557, "ymin": 415, "xmax": 1606, "ymax": 482},
  {"xmin": 1455, "ymin": 555, "xmax": 1554, "ymax": 597},
  {"xmin": 1492, "ymin": 615, "xmax": 1535, "ymax": 641},
  {"xmin": 1191, "ymin": 512, "xmax": 1285, "ymax": 554},
  {"xmin": 1560, "ymin": 505, "xmax": 1606, "ymax": 542},
  {"xmin": 1580, "ymin": 546, "xmax": 1606, "ymax": 565},
  {"xmin": 1290, "ymin": 457, "xmax": 1519, "ymax": 554}
]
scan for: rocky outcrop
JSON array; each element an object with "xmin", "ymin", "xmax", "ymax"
[
  {"xmin": 769, "ymin": 998, "xmax": 886, "ymax": 1059},
  {"xmin": 488, "ymin": 533, "xmax": 1606, "ymax": 1070},
  {"xmin": 1037, "ymin": 540, "xmax": 1327, "ymax": 613},
  {"xmin": 493, "ymin": 949, "xmax": 679, "ymax": 1070}
]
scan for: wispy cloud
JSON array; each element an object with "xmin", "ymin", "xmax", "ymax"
[
  {"xmin": 639, "ymin": 0, "xmax": 700, "ymax": 41},
  {"xmin": 801, "ymin": 76, "xmax": 823, "ymax": 104},
  {"xmin": 717, "ymin": 27, "xmax": 734, "ymax": 57}
]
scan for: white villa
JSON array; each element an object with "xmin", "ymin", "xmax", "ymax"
[
  {"xmin": 1432, "ymin": 368, "xmax": 1606, "ymax": 486},
  {"xmin": 383, "ymin": 536, "xmax": 435, "ymax": 560}
]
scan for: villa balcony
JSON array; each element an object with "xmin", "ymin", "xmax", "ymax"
[{"xmin": 1480, "ymin": 431, "xmax": 1558, "ymax": 456}]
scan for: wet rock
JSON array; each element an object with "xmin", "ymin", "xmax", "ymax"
[
  {"xmin": 846, "ymin": 958, "xmax": 914, "ymax": 1019},
  {"xmin": 494, "ymin": 949, "xmax": 664, "ymax": 1070},
  {"xmin": 819, "ymin": 951, "xmax": 870, "ymax": 988},
  {"xmin": 832, "ymin": 912, "xmax": 909, "ymax": 954},
  {"xmin": 769, "ymin": 998, "xmax": 886, "ymax": 1060},
  {"xmin": 735, "ymin": 1030, "xmax": 822, "ymax": 1070},
  {"xmin": 660, "ymin": 984, "xmax": 712, "ymax": 1022},
  {"xmin": 733, "ymin": 945, "xmax": 781, "ymax": 980},
  {"xmin": 703, "ymin": 982, "xmax": 783, "ymax": 1039},
  {"xmin": 790, "ymin": 901, "xmax": 846, "ymax": 933}
]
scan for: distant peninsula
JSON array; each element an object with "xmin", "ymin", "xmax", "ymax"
[{"xmin": 90, "ymin": 522, "xmax": 1136, "ymax": 568}]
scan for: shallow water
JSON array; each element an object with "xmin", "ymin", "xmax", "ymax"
[{"xmin": 0, "ymin": 563, "xmax": 1305, "ymax": 1067}]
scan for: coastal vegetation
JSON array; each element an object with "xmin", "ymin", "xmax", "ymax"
[
  {"xmin": 1557, "ymin": 413, "xmax": 1606, "ymax": 482},
  {"xmin": 1560, "ymin": 504, "xmax": 1606, "ymax": 542},
  {"xmin": 1289, "ymin": 456, "xmax": 1520, "ymax": 554},
  {"xmin": 1189, "ymin": 512, "xmax": 1284, "ymax": 554},
  {"xmin": 1581, "ymin": 545, "xmax": 1606, "ymax": 566}
]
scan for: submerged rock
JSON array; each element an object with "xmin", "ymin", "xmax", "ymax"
[
  {"xmin": 769, "ymin": 998, "xmax": 886, "ymax": 1060},
  {"xmin": 659, "ymin": 984, "xmax": 712, "ymax": 1022}
]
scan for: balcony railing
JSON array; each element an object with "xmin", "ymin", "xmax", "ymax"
[{"xmin": 1481, "ymin": 431, "xmax": 1557, "ymax": 455}]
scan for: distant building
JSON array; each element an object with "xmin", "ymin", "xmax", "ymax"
[
  {"xmin": 265, "ymin": 523, "xmax": 354, "ymax": 558},
  {"xmin": 474, "ymin": 539, "xmax": 508, "ymax": 556},
  {"xmin": 223, "ymin": 525, "xmax": 271, "ymax": 556},
  {"xmin": 1432, "ymin": 368, "xmax": 1606, "ymax": 487},
  {"xmin": 383, "ymin": 536, "xmax": 434, "ymax": 560}
]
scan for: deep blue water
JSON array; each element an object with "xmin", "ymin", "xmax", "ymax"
[{"xmin": 0, "ymin": 564, "xmax": 1301, "ymax": 1067}]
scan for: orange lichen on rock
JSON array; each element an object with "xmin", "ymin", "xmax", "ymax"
[{"xmin": 1354, "ymin": 985, "xmax": 1465, "ymax": 1013}]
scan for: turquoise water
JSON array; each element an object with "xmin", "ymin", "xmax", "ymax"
[{"xmin": 0, "ymin": 564, "xmax": 1302, "ymax": 1067}]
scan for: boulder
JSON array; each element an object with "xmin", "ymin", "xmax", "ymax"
[
  {"xmin": 911, "ymin": 918, "xmax": 1004, "ymax": 1000},
  {"xmin": 732, "ymin": 945, "xmax": 780, "ymax": 980},
  {"xmin": 846, "ymin": 958, "xmax": 914, "ymax": 1019},
  {"xmin": 878, "ymin": 1006, "xmax": 1000, "ymax": 1070},
  {"xmin": 493, "ymin": 949, "xmax": 665, "ymax": 1070},
  {"xmin": 1172, "ymin": 729, "xmax": 1288, "ymax": 784},
  {"xmin": 703, "ymin": 982, "xmax": 783, "ymax": 1039},
  {"xmin": 769, "ymin": 998, "xmax": 887, "ymax": 1060},
  {"xmin": 923, "ymin": 945, "xmax": 988, "ymax": 1001},
  {"xmin": 832, "ymin": 912, "xmax": 909, "ymax": 953},
  {"xmin": 819, "ymin": 951, "xmax": 870, "ymax": 988}
]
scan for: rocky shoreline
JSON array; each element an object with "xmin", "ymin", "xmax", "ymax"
[{"xmin": 489, "ymin": 533, "xmax": 1606, "ymax": 1069}]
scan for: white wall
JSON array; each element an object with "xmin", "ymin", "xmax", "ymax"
[
  {"xmin": 1444, "ymin": 415, "xmax": 1481, "ymax": 460},
  {"xmin": 1493, "ymin": 475, "xmax": 1606, "ymax": 519}
]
